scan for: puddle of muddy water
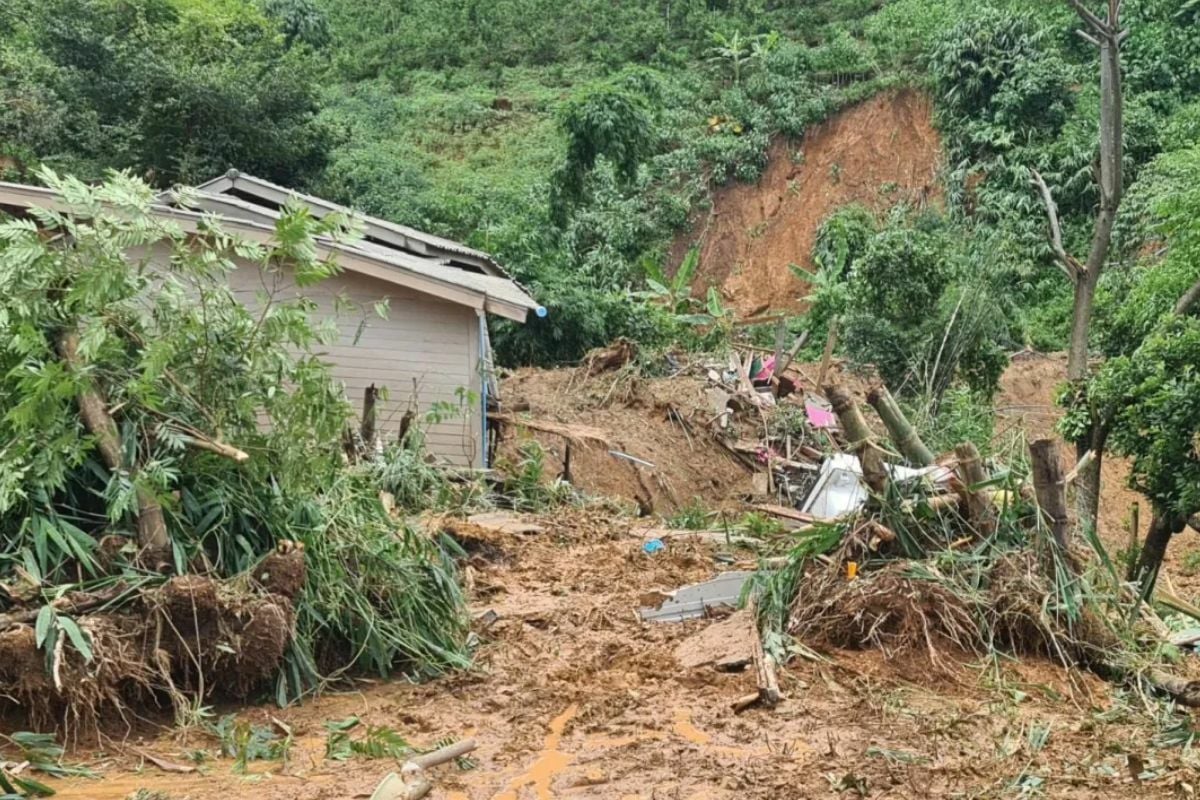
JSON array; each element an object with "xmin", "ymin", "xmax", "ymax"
[{"xmin": 494, "ymin": 703, "xmax": 578, "ymax": 800}]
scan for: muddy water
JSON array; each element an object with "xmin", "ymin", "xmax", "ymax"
[{"xmin": 494, "ymin": 703, "xmax": 578, "ymax": 800}]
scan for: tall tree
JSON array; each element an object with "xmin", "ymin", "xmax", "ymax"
[{"xmin": 1030, "ymin": 0, "xmax": 1128, "ymax": 535}]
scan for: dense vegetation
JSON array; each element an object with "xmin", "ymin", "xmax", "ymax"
[{"xmin": 2, "ymin": 1, "xmax": 1198, "ymax": 571}]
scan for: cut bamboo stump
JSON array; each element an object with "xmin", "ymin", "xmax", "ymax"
[
  {"xmin": 867, "ymin": 385, "xmax": 934, "ymax": 466},
  {"xmin": 954, "ymin": 442, "xmax": 994, "ymax": 535},
  {"xmin": 824, "ymin": 383, "xmax": 888, "ymax": 495}
]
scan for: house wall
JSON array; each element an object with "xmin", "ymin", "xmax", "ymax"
[{"xmin": 225, "ymin": 261, "xmax": 484, "ymax": 468}]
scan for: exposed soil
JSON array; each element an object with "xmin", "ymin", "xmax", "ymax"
[
  {"xmin": 673, "ymin": 89, "xmax": 943, "ymax": 317},
  {"xmin": 493, "ymin": 357, "xmax": 882, "ymax": 516},
  {"xmin": 29, "ymin": 501, "xmax": 1196, "ymax": 800},
  {"xmin": 494, "ymin": 365, "xmax": 756, "ymax": 514},
  {"xmin": 11, "ymin": 355, "xmax": 1200, "ymax": 798}
]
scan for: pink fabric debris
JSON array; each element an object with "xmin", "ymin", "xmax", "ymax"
[
  {"xmin": 805, "ymin": 401, "xmax": 837, "ymax": 429},
  {"xmin": 753, "ymin": 355, "xmax": 776, "ymax": 382}
]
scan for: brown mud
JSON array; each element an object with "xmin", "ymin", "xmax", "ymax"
[
  {"xmin": 10, "ymin": 356, "xmax": 1200, "ymax": 799},
  {"xmin": 673, "ymin": 89, "xmax": 943, "ymax": 316}
]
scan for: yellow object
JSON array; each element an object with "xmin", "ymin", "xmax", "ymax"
[{"xmin": 846, "ymin": 561, "xmax": 858, "ymax": 581}]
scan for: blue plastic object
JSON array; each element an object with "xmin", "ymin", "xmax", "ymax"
[{"xmin": 643, "ymin": 538, "xmax": 665, "ymax": 555}]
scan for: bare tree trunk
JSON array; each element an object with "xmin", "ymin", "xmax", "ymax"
[
  {"xmin": 1029, "ymin": 438, "xmax": 1070, "ymax": 550},
  {"xmin": 816, "ymin": 317, "xmax": 839, "ymax": 389},
  {"xmin": 1036, "ymin": 2, "xmax": 1128, "ymax": 535},
  {"xmin": 56, "ymin": 331, "xmax": 169, "ymax": 554},
  {"xmin": 866, "ymin": 385, "xmax": 934, "ymax": 466},
  {"xmin": 1133, "ymin": 512, "xmax": 1188, "ymax": 593},
  {"xmin": 1174, "ymin": 275, "xmax": 1200, "ymax": 316}
]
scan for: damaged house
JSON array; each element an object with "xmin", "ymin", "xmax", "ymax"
[{"xmin": 0, "ymin": 171, "xmax": 542, "ymax": 468}]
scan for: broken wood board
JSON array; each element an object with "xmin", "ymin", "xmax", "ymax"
[
  {"xmin": 467, "ymin": 512, "xmax": 545, "ymax": 535},
  {"xmin": 752, "ymin": 504, "xmax": 819, "ymax": 524},
  {"xmin": 674, "ymin": 608, "xmax": 755, "ymax": 671},
  {"xmin": 487, "ymin": 412, "xmax": 612, "ymax": 445}
]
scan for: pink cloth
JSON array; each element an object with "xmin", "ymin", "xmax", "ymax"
[
  {"xmin": 753, "ymin": 355, "xmax": 776, "ymax": 382},
  {"xmin": 805, "ymin": 401, "xmax": 837, "ymax": 429}
]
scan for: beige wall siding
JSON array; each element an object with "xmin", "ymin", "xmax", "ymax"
[{"xmin": 226, "ymin": 262, "xmax": 484, "ymax": 468}]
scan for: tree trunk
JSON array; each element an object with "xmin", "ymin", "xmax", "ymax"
[
  {"xmin": 1133, "ymin": 512, "xmax": 1188, "ymax": 593},
  {"xmin": 824, "ymin": 383, "xmax": 888, "ymax": 495},
  {"xmin": 56, "ymin": 331, "xmax": 169, "ymax": 554},
  {"xmin": 1060, "ymin": 3, "xmax": 1126, "ymax": 536},
  {"xmin": 866, "ymin": 385, "xmax": 934, "ymax": 466},
  {"xmin": 816, "ymin": 317, "xmax": 839, "ymax": 389},
  {"xmin": 954, "ymin": 442, "xmax": 994, "ymax": 534},
  {"xmin": 1074, "ymin": 423, "xmax": 1109, "ymax": 537},
  {"xmin": 361, "ymin": 383, "xmax": 379, "ymax": 450},
  {"xmin": 1029, "ymin": 438, "xmax": 1070, "ymax": 550}
]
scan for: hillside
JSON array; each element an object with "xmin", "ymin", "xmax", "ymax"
[
  {"xmin": 676, "ymin": 89, "xmax": 942, "ymax": 315},
  {"xmin": 3, "ymin": 1, "xmax": 1200, "ymax": 797}
]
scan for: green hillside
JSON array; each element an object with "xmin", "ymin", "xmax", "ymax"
[{"xmin": 2, "ymin": 0, "xmax": 1198, "ymax": 368}]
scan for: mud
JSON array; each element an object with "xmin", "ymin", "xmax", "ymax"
[
  {"xmin": 674, "ymin": 89, "xmax": 943, "ymax": 316},
  {"xmin": 29, "ymin": 499, "xmax": 1199, "ymax": 799}
]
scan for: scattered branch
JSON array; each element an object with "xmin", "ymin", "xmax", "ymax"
[{"xmin": 1173, "ymin": 274, "xmax": 1200, "ymax": 317}]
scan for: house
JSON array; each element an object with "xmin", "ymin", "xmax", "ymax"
[{"xmin": 0, "ymin": 171, "xmax": 542, "ymax": 468}]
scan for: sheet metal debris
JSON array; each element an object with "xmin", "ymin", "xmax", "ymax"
[
  {"xmin": 638, "ymin": 571, "xmax": 754, "ymax": 623},
  {"xmin": 801, "ymin": 454, "xmax": 954, "ymax": 519}
]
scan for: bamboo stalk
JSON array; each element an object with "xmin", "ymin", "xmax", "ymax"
[
  {"xmin": 1125, "ymin": 501, "xmax": 1140, "ymax": 582},
  {"xmin": 57, "ymin": 331, "xmax": 168, "ymax": 553},
  {"xmin": 866, "ymin": 385, "xmax": 934, "ymax": 466},
  {"xmin": 824, "ymin": 383, "xmax": 888, "ymax": 494}
]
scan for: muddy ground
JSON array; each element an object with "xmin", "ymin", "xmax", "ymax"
[
  {"xmin": 34, "ymin": 515, "xmax": 1200, "ymax": 799},
  {"xmin": 16, "ymin": 354, "xmax": 1200, "ymax": 799}
]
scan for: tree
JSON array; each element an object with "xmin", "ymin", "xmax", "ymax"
[
  {"xmin": 1092, "ymin": 318, "xmax": 1200, "ymax": 590},
  {"xmin": 708, "ymin": 29, "xmax": 778, "ymax": 86},
  {"xmin": 0, "ymin": 169, "xmax": 349, "ymax": 566},
  {"xmin": 549, "ymin": 83, "xmax": 654, "ymax": 226},
  {"xmin": 1083, "ymin": 145, "xmax": 1200, "ymax": 590},
  {"xmin": 1030, "ymin": 0, "xmax": 1128, "ymax": 535}
]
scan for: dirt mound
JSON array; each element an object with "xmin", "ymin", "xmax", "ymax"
[
  {"xmin": 674, "ymin": 89, "xmax": 942, "ymax": 316},
  {"xmin": 495, "ymin": 366, "xmax": 754, "ymax": 513}
]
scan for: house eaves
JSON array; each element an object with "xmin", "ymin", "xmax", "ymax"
[
  {"xmin": 0, "ymin": 181, "xmax": 540, "ymax": 322},
  {"xmin": 192, "ymin": 170, "xmax": 507, "ymax": 277}
]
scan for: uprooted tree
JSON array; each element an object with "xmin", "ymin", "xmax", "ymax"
[
  {"xmin": 757, "ymin": 381, "xmax": 1200, "ymax": 707},
  {"xmin": 0, "ymin": 170, "xmax": 468, "ymax": 731}
]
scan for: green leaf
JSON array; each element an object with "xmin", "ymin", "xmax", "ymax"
[
  {"xmin": 674, "ymin": 248, "xmax": 699, "ymax": 292},
  {"xmin": 35, "ymin": 606, "xmax": 55, "ymax": 649},
  {"xmin": 56, "ymin": 617, "xmax": 93, "ymax": 663},
  {"xmin": 705, "ymin": 287, "xmax": 724, "ymax": 318},
  {"xmin": 12, "ymin": 774, "xmax": 55, "ymax": 797},
  {"xmin": 324, "ymin": 716, "xmax": 361, "ymax": 733}
]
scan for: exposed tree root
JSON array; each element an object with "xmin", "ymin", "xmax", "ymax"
[{"xmin": 0, "ymin": 556, "xmax": 302, "ymax": 737}]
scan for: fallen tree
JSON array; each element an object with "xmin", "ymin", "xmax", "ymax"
[
  {"xmin": 0, "ymin": 171, "xmax": 468, "ymax": 734},
  {"xmin": 755, "ymin": 382, "xmax": 1200, "ymax": 708}
]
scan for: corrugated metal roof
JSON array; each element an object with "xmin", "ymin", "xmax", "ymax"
[
  {"xmin": 0, "ymin": 180, "xmax": 541, "ymax": 322},
  {"xmin": 192, "ymin": 170, "xmax": 507, "ymax": 277}
]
